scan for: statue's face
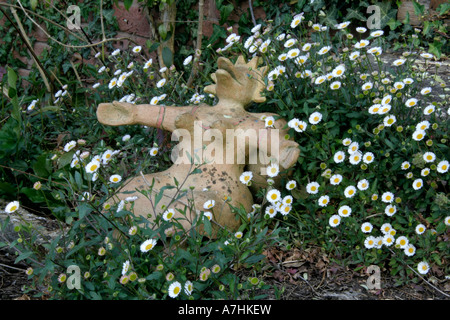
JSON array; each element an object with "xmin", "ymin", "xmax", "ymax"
[{"xmin": 214, "ymin": 57, "xmax": 257, "ymax": 106}]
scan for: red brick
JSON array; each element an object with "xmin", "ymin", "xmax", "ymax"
[{"xmin": 113, "ymin": 1, "xmax": 150, "ymax": 37}]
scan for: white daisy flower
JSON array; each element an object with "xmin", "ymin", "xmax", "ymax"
[
  {"xmin": 203, "ymin": 199, "xmax": 215, "ymax": 210},
  {"xmin": 184, "ymin": 281, "xmax": 194, "ymax": 296},
  {"xmin": 306, "ymin": 182, "xmax": 320, "ymax": 194},
  {"xmin": 330, "ymin": 81, "xmax": 341, "ymax": 90},
  {"xmin": 405, "ymin": 98, "xmax": 418, "ymax": 108},
  {"xmin": 357, "ymin": 179, "xmax": 369, "ymax": 191},
  {"xmin": 108, "ymin": 77, "xmax": 118, "ymax": 89},
  {"xmin": 334, "ymin": 151, "xmax": 346, "ymax": 163},
  {"xmin": 392, "ymin": 58, "xmax": 406, "ymax": 66},
  {"xmin": 332, "ymin": 64, "xmax": 345, "ymax": 78},
  {"xmin": 284, "ymin": 38, "xmax": 296, "ymax": 48},
  {"xmin": 338, "ymin": 205, "xmax": 352, "ymax": 217},
  {"xmin": 309, "ymin": 112, "xmax": 322, "ymax": 124},
  {"xmin": 330, "ymin": 174, "xmax": 343, "ymax": 185},
  {"xmin": 381, "ymin": 223, "xmax": 392, "ymax": 234},
  {"xmin": 412, "ymin": 130, "xmax": 426, "ymax": 141},
  {"xmin": 163, "ymin": 208, "xmax": 175, "ymax": 221},
  {"xmin": 404, "ymin": 244, "xmax": 416, "ymax": 256},
  {"xmin": 370, "ymin": 30, "xmax": 384, "ymax": 37},
  {"xmin": 168, "ymin": 281, "xmax": 182, "ymax": 298},
  {"xmin": 356, "ymin": 27, "xmax": 367, "ymax": 33},
  {"xmin": 318, "ymin": 46, "xmax": 331, "ymax": 55},
  {"xmin": 381, "ymin": 192, "xmax": 394, "ymax": 203},
  {"xmin": 318, "ymin": 195, "xmax": 330, "ymax": 207},
  {"xmin": 417, "ymin": 261, "xmax": 430, "ymax": 274},
  {"xmin": 329, "ymin": 215, "xmax": 341, "ymax": 227},
  {"xmin": 354, "ymin": 40, "xmax": 370, "ymax": 49},
  {"xmin": 364, "ymin": 236, "xmax": 376, "ymax": 249},
  {"xmin": 286, "ymin": 180, "xmax": 297, "ymax": 190},
  {"xmin": 265, "ymin": 205, "xmax": 277, "ymax": 218},
  {"xmin": 344, "ymin": 185, "xmax": 357, "ymax": 198},
  {"xmin": 239, "ymin": 171, "xmax": 253, "ymax": 185},
  {"xmin": 415, "ymin": 224, "xmax": 426, "ymax": 235},
  {"xmin": 423, "ymin": 105, "xmax": 435, "ymax": 115},
  {"xmin": 349, "ymin": 151, "xmax": 362, "ymax": 165},
  {"xmin": 266, "ymin": 189, "xmax": 281, "ymax": 203},
  {"xmin": 395, "ymin": 236, "xmax": 409, "ymax": 249},
  {"xmin": 423, "ymin": 152, "xmax": 435, "ymax": 163},
  {"xmin": 64, "ymin": 140, "xmax": 77, "ymax": 152},
  {"xmin": 361, "ymin": 222, "xmax": 373, "ymax": 233},
  {"xmin": 385, "ymin": 204, "xmax": 397, "ymax": 216},
  {"xmin": 420, "ymin": 87, "xmax": 432, "ymax": 95},
  {"xmin": 363, "ymin": 152, "xmax": 375, "ymax": 164},
  {"xmin": 302, "ymin": 43, "xmax": 312, "ymax": 51},
  {"xmin": 264, "ymin": 116, "xmax": 275, "ymax": 128},
  {"xmin": 4, "ymin": 201, "xmax": 20, "ymax": 213},
  {"xmin": 382, "ymin": 234, "xmax": 395, "ymax": 246},
  {"xmin": 437, "ymin": 160, "xmax": 449, "ymax": 173},
  {"xmin": 383, "ymin": 115, "xmax": 396, "ymax": 126},
  {"xmin": 109, "ymin": 174, "xmax": 122, "ymax": 183},
  {"xmin": 266, "ymin": 163, "xmax": 279, "ymax": 178},
  {"xmin": 140, "ymin": 239, "xmax": 157, "ymax": 252},
  {"xmin": 349, "ymin": 51, "xmax": 360, "ymax": 61}
]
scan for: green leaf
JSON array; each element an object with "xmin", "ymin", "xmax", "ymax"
[
  {"xmin": 387, "ymin": 18, "xmax": 402, "ymax": 30},
  {"xmin": 162, "ymin": 46, "xmax": 173, "ymax": 67},
  {"xmin": 15, "ymin": 251, "xmax": 33, "ymax": 264},
  {"xmin": 20, "ymin": 187, "xmax": 45, "ymax": 203},
  {"xmin": 412, "ymin": 0, "xmax": 425, "ymax": 15},
  {"xmin": 77, "ymin": 203, "xmax": 93, "ymax": 219},
  {"xmin": 219, "ymin": 4, "xmax": 234, "ymax": 24},
  {"xmin": 30, "ymin": 0, "xmax": 38, "ymax": 10},
  {"xmin": 33, "ymin": 153, "xmax": 51, "ymax": 178},
  {"xmin": 58, "ymin": 151, "xmax": 75, "ymax": 168},
  {"xmin": 244, "ymin": 254, "xmax": 266, "ymax": 264},
  {"xmin": 124, "ymin": 0, "xmax": 133, "ymax": 10},
  {"xmin": 437, "ymin": 3, "xmax": 450, "ymax": 15},
  {"xmin": 158, "ymin": 24, "xmax": 168, "ymax": 41},
  {"xmin": 428, "ymin": 41, "xmax": 442, "ymax": 59}
]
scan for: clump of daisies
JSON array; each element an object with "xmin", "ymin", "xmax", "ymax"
[{"xmin": 222, "ymin": 12, "xmax": 450, "ymax": 279}]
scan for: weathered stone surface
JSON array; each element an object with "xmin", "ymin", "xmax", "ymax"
[{"xmin": 0, "ymin": 199, "xmax": 67, "ymax": 250}]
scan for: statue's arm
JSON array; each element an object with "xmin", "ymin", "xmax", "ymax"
[{"xmin": 97, "ymin": 101, "xmax": 193, "ymax": 132}]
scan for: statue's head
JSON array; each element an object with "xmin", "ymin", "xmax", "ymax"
[{"xmin": 204, "ymin": 56, "xmax": 268, "ymax": 107}]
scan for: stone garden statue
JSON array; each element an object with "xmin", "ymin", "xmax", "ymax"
[{"xmin": 97, "ymin": 55, "xmax": 300, "ymax": 236}]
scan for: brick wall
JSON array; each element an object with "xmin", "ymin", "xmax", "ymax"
[{"xmin": 1, "ymin": 0, "xmax": 267, "ymax": 86}]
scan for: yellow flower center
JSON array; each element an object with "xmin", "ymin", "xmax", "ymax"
[
  {"xmin": 271, "ymin": 194, "xmax": 277, "ymax": 200},
  {"xmin": 417, "ymin": 134, "xmax": 423, "ymax": 139},
  {"xmin": 10, "ymin": 205, "xmax": 17, "ymax": 211},
  {"xmin": 349, "ymin": 189, "xmax": 354, "ymax": 195},
  {"xmin": 145, "ymin": 243, "xmax": 153, "ymax": 251},
  {"xmin": 174, "ymin": 286, "xmax": 180, "ymax": 295},
  {"xmin": 311, "ymin": 186, "xmax": 316, "ymax": 191},
  {"xmin": 333, "ymin": 219, "xmax": 339, "ymax": 224},
  {"xmin": 343, "ymin": 209, "xmax": 348, "ymax": 215},
  {"xmin": 442, "ymin": 165, "xmax": 448, "ymax": 170}
]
